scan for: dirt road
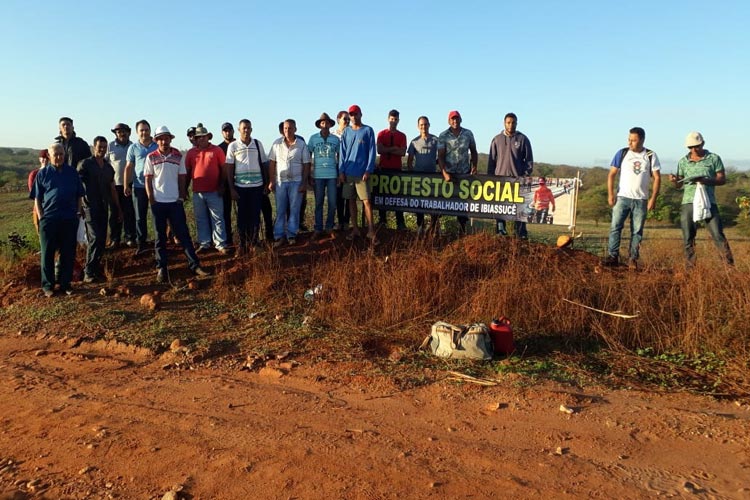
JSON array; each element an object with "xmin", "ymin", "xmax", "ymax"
[{"xmin": 1, "ymin": 335, "xmax": 749, "ymax": 499}]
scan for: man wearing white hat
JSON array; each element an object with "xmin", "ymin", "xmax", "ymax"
[
  {"xmin": 669, "ymin": 132, "xmax": 733, "ymax": 267},
  {"xmin": 144, "ymin": 126, "xmax": 209, "ymax": 283}
]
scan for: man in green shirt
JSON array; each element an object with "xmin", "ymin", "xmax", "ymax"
[{"xmin": 668, "ymin": 132, "xmax": 733, "ymax": 266}]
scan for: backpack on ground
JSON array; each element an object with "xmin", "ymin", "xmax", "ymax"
[{"xmin": 421, "ymin": 322, "xmax": 494, "ymax": 360}]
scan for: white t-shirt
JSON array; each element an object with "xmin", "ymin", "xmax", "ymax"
[
  {"xmin": 226, "ymin": 139, "xmax": 268, "ymax": 188},
  {"xmin": 612, "ymin": 148, "xmax": 660, "ymax": 200},
  {"xmin": 144, "ymin": 148, "xmax": 186, "ymax": 203}
]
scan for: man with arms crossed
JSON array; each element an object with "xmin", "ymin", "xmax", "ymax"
[{"xmin": 604, "ymin": 126, "xmax": 661, "ymax": 269}]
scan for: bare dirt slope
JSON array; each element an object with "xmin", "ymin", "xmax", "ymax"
[{"xmin": 1, "ymin": 334, "xmax": 749, "ymax": 499}]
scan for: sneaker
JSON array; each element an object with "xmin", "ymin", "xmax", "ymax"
[
  {"xmin": 193, "ymin": 266, "xmax": 210, "ymax": 277},
  {"xmin": 288, "ymin": 238, "xmax": 297, "ymax": 246},
  {"xmin": 106, "ymin": 241, "xmax": 120, "ymax": 250},
  {"xmin": 125, "ymin": 240, "xmax": 136, "ymax": 248},
  {"xmin": 64, "ymin": 288, "xmax": 74, "ymax": 296},
  {"xmin": 156, "ymin": 268, "xmax": 167, "ymax": 283},
  {"xmin": 135, "ymin": 244, "xmax": 148, "ymax": 256},
  {"xmin": 43, "ymin": 289, "xmax": 54, "ymax": 298},
  {"xmin": 602, "ymin": 255, "xmax": 619, "ymax": 266},
  {"xmin": 218, "ymin": 247, "xmax": 232, "ymax": 255},
  {"xmin": 628, "ymin": 259, "xmax": 639, "ymax": 270},
  {"xmin": 83, "ymin": 274, "xmax": 97, "ymax": 284},
  {"xmin": 195, "ymin": 245, "xmax": 211, "ymax": 254},
  {"xmin": 272, "ymin": 239, "xmax": 285, "ymax": 249}
]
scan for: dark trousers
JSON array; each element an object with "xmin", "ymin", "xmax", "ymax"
[
  {"xmin": 133, "ymin": 187, "xmax": 149, "ymax": 244},
  {"xmin": 336, "ymin": 184, "xmax": 350, "ymax": 227},
  {"xmin": 261, "ymin": 193, "xmax": 274, "ymax": 241},
  {"xmin": 222, "ymin": 181, "xmax": 234, "ymax": 246},
  {"xmin": 497, "ymin": 220, "xmax": 528, "ymax": 238},
  {"xmin": 109, "ymin": 185, "xmax": 136, "ymax": 243},
  {"xmin": 236, "ymin": 186, "xmax": 263, "ymax": 247},
  {"xmin": 84, "ymin": 205, "xmax": 108, "ymax": 277},
  {"xmin": 680, "ymin": 203, "xmax": 734, "ymax": 265},
  {"xmin": 40, "ymin": 217, "xmax": 77, "ymax": 292},
  {"xmin": 378, "ymin": 209, "xmax": 406, "ymax": 228},
  {"xmin": 151, "ymin": 201, "xmax": 200, "ymax": 271}
]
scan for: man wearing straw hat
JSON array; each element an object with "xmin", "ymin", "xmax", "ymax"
[{"xmin": 308, "ymin": 112, "xmax": 340, "ymax": 239}]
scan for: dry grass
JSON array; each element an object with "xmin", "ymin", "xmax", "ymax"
[{"xmin": 208, "ymin": 232, "xmax": 750, "ymax": 370}]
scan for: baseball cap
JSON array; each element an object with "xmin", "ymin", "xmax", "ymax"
[
  {"xmin": 221, "ymin": 122, "xmax": 233, "ymax": 131},
  {"xmin": 448, "ymin": 110, "xmax": 461, "ymax": 120},
  {"xmin": 348, "ymin": 104, "xmax": 362, "ymax": 115},
  {"xmin": 685, "ymin": 131, "xmax": 704, "ymax": 148}
]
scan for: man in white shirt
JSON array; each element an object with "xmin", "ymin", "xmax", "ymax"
[{"xmin": 604, "ymin": 127, "xmax": 661, "ymax": 269}]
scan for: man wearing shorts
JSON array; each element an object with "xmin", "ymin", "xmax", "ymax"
[{"xmin": 339, "ymin": 105, "xmax": 377, "ymax": 243}]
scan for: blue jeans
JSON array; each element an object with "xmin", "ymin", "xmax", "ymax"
[
  {"xmin": 236, "ymin": 185, "xmax": 263, "ymax": 246},
  {"xmin": 680, "ymin": 203, "xmax": 734, "ymax": 266},
  {"xmin": 274, "ymin": 181, "xmax": 302, "ymax": 240},
  {"xmin": 151, "ymin": 201, "xmax": 200, "ymax": 271},
  {"xmin": 608, "ymin": 197, "xmax": 647, "ymax": 260},
  {"xmin": 39, "ymin": 217, "xmax": 77, "ymax": 292},
  {"xmin": 192, "ymin": 191, "xmax": 227, "ymax": 249},
  {"xmin": 133, "ymin": 186, "xmax": 149, "ymax": 244},
  {"xmin": 314, "ymin": 178, "xmax": 337, "ymax": 231}
]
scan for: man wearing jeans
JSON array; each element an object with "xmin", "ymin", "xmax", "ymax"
[
  {"xmin": 669, "ymin": 132, "xmax": 734, "ymax": 267},
  {"xmin": 308, "ymin": 113, "xmax": 340, "ymax": 239},
  {"xmin": 604, "ymin": 127, "xmax": 661, "ymax": 270},
  {"xmin": 438, "ymin": 110, "xmax": 478, "ymax": 234},
  {"xmin": 268, "ymin": 119, "xmax": 311, "ymax": 247},
  {"xmin": 144, "ymin": 126, "xmax": 209, "ymax": 283},
  {"xmin": 124, "ymin": 120, "xmax": 157, "ymax": 256},
  {"xmin": 185, "ymin": 124, "xmax": 229, "ymax": 254}
]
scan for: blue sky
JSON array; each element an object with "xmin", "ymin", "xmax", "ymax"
[{"xmin": 2, "ymin": 0, "xmax": 748, "ymax": 170}]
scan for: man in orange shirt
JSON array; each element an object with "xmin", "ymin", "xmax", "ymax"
[
  {"xmin": 532, "ymin": 178, "xmax": 556, "ymax": 224},
  {"xmin": 185, "ymin": 124, "xmax": 230, "ymax": 254}
]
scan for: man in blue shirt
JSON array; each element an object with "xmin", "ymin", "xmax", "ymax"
[
  {"xmin": 124, "ymin": 120, "xmax": 157, "ymax": 255},
  {"xmin": 339, "ymin": 105, "xmax": 377, "ymax": 243},
  {"xmin": 308, "ymin": 113, "xmax": 340, "ymax": 238},
  {"xmin": 34, "ymin": 143, "xmax": 84, "ymax": 297}
]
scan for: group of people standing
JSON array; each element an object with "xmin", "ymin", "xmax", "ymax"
[{"xmin": 28, "ymin": 111, "xmax": 733, "ymax": 296}]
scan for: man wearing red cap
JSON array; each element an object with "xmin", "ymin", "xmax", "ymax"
[
  {"xmin": 339, "ymin": 105, "xmax": 377, "ymax": 243},
  {"xmin": 438, "ymin": 110, "xmax": 478, "ymax": 234}
]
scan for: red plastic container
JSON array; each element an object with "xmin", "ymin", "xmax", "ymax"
[{"xmin": 489, "ymin": 317, "xmax": 514, "ymax": 355}]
